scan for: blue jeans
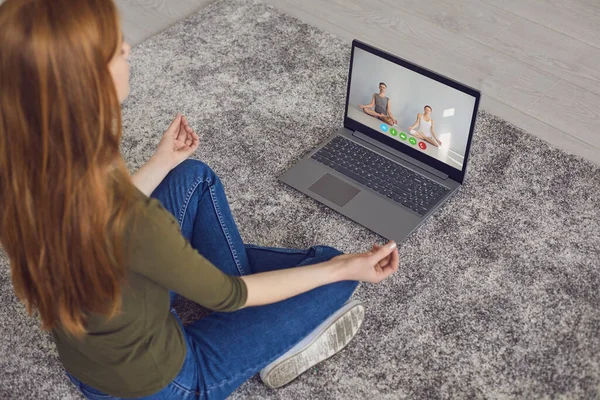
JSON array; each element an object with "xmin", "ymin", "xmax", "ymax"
[{"xmin": 67, "ymin": 160, "xmax": 358, "ymax": 399}]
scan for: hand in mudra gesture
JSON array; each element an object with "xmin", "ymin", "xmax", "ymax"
[
  {"xmin": 331, "ymin": 241, "xmax": 399, "ymax": 283},
  {"xmin": 153, "ymin": 113, "xmax": 200, "ymax": 169}
]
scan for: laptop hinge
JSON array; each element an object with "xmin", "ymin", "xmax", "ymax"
[{"xmin": 351, "ymin": 130, "xmax": 449, "ymax": 180}]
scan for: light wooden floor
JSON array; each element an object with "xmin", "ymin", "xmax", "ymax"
[
  {"xmin": 95, "ymin": 1, "xmax": 600, "ymax": 165},
  {"xmin": 258, "ymin": 0, "xmax": 600, "ymax": 166}
]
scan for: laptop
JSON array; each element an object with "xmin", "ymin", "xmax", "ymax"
[{"xmin": 279, "ymin": 40, "xmax": 480, "ymax": 243}]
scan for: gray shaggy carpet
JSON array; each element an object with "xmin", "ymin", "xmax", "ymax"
[{"xmin": 1, "ymin": 0, "xmax": 599, "ymax": 398}]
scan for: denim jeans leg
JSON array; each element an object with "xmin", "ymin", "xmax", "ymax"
[
  {"xmin": 184, "ymin": 245, "xmax": 359, "ymax": 400},
  {"xmin": 151, "ymin": 159, "xmax": 251, "ymax": 279}
]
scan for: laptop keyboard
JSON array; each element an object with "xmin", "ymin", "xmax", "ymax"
[{"xmin": 311, "ymin": 136, "xmax": 449, "ymax": 216}]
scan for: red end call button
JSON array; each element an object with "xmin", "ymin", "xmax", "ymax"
[{"xmin": 418, "ymin": 141, "xmax": 427, "ymax": 150}]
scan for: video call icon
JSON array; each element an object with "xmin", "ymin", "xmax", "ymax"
[{"xmin": 399, "ymin": 132, "xmax": 407, "ymax": 141}]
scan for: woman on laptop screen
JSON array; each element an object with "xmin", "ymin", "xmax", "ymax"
[{"xmin": 408, "ymin": 105, "xmax": 443, "ymax": 147}]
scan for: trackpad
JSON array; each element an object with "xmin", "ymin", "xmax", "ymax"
[{"xmin": 309, "ymin": 173, "xmax": 360, "ymax": 207}]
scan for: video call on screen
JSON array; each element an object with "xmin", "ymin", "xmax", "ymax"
[{"xmin": 347, "ymin": 47, "xmax": 476, "ymax": 171}]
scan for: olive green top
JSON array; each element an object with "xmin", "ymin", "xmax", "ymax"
[{"xmin": 52, "ymin": 191, "xmax": 248, "ymax": 397}]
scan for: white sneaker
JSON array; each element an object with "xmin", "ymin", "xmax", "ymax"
[{"xmin": 259, "ymin": 300, "xmax": 365, "ymax": 389}]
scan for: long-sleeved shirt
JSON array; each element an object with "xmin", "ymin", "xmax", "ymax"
[{"xmin": 52, "ymin": 191, "xmax": 247, "ymax": 397}]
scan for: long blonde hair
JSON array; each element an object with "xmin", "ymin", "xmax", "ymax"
[{"xmin": 0, "ymin": 0, "xmax": 138, "ymax": 337}]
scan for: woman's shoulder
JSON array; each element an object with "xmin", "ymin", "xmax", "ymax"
[
  {"xmin": 124, "ymin": 193, "xmax": 178, "ymax": 242},
  {"xmin": 131, "ymin": 196, "xmax": 176, "ymax": 226},
  {"xmin": 123, "ymin": 195, "xmax": 182, "ymax": 268}
]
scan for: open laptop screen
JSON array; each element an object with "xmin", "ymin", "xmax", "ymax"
[{"xmin": 346, "ymin": 45, "xmax": 478, "ymax": 173}]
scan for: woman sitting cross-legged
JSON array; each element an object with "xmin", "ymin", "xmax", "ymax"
[
  {"xmin": 0, "ymin": 0, "xmax": 399, "ymax": 399},
  {"xmin": 408, "ymin": 105, "xmax": 443, "ymax": 147}
]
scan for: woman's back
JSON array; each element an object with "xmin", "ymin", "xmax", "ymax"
[{"xmin": 53, "ymin": 192, "xmax": 247, "ymax": 397}]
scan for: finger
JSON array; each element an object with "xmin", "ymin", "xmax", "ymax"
[
  {"xmin": 183, "ymin": 117, "xmax": 194, "ymax": 134},
  {"xmin": 175, "ymin": 127, "xmax": 186, "ymax": 142},
  {"xmin": 379, "ymin": 250, "xmax": 398, "ymax": 273},
  {"xmin": 379, "ymin": 263, "xmax": 397, "ymax": 280},
  {"xmin": 167, "ymin": 113, "xmax": 182, "ymax": 135},
  {"xmin": 390, "ymin": 246, "xmax": 399, "ymax": 270},
  {"xmin": 190, "ymin": 133, "xmax": 200, "ymax": 150},
  {"xmin": 190, "ymin": 131, "xmax": 200, "ymax": 147},
  {"xmin": 184, "ymin": 131, "xmax": 193, "ymax": 146},
  {"xmin": 369, "ymin": 241, "xmax": 396, "ymax": 263},
  {"xmin": 182, "ymin": 116, "xmax": 193, "ymax": 132},
  {"xmin": 370, "ymin": 243, "xmax": 381, "ymax": 254},
  {"xmin": 379, "ymin": 251, "xmax": 394, "ymax": 268}
]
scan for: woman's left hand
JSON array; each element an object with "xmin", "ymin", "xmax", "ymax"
[{"xmin": 153, "ymin": 113, "xmax": 200, "ymax": 170}]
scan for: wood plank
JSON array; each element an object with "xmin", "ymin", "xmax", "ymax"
[
  {"xmin": 117, "ymin": 0, "xmax": 210, "ymax": 21},
  {"xmin": 263, "ymin": 0, "xmax": 558, "ymax": 111},
  {"xmin": 115, "ymin": 0, "xmax": 214, "ymax": 45},
  {"xmin": 482, "ymin": 0, "xmax": 600, "ymax": 49},
  {"xmin": 527, "ymin": 80, "xmax": 600, "ymax": 149},
  {"xmin": 485, "ymin": 18, "xmax": 600, "ymax": 96},
  {"xmin": 378, "ymin": 0, "xmax": 518, "ymax": 43},
  {"xmin": 118, "ymin": 17, "xmax": 152, "ymax": 45},
  {"xmin": 579, "ymin": 0, "xmax": 600, "ymax": 9},
  {"xmin": 481, "ymin": 95, "xmax": 600, "ymax": 165}
]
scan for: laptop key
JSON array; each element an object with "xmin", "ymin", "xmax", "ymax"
[
  {"xmin": 320, "ymin": 150, "xmax": 333, "ymax": 159},
  {"xmin": 334, "ymin": 165, "xmax": 368, "ymax": 185},
  {"xmin": 392, "ymin": 186, "xmax": 408, "ymax": 196}
]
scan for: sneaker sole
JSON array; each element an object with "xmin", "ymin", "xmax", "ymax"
[{"xmin": 260, "ymin": 300, "xmax": 365, "ymax": 389}]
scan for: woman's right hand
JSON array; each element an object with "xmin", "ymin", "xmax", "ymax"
[
  {"xmin": 153, "ymin": 113, "xmax": 200, "ymax": 170},
  {"xmin": 330, "ymin": 241, "xmax": 399, "ymax": 283}
]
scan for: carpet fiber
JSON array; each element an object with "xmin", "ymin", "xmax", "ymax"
[{"xmin": 1, "ymin": 0, "xmax": 600, "ymax": 398}]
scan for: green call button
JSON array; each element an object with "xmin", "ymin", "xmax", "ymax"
[
  {"xmin": 399, "ymin": 132, "xmax": 407, "ymax": 140},
  {"xmin": 409, "ymin": 137, "xmax": 417, "ymax": 145},
  {"xmin": 389, "ymin": 128, "xmax": 398, "ymax": 136}
]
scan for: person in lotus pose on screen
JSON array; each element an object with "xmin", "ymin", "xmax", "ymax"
[
  {"xmin": 359, "ymin": 82, "xmax": 398, "ymax": 126},
  {"xmin": 408, "ymin": 105, "xmax": 442, "ymax": 147}
]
